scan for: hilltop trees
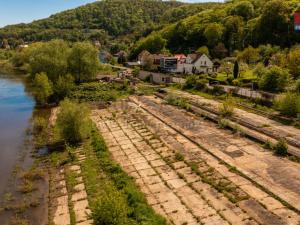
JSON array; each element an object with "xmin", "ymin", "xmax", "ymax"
[
  {"xmin": 204, "ymin": 23, "xmax": 224, "ymax": 47},
  {"xmin": 257, "ymin": 0, "xmax": 291, "ymax": 45},
  {"xmin": 230, "ymin": 1, "xmax": 254, "ymax": 20}
]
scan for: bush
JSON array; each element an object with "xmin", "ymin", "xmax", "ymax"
[
  {"xmin": 166, "ymin": 95, "xmax": 191, "ymax": 110},
  {"xmin": 183, "ymin": 75, "xmax": 198, "ymax": 89},
  {"xmin": 253, "ymin": 63, "xmax": 267, "ymax": 78},
  {"xmin": 56, "ymin": 99, "xmax": 92, "ymax": 145},
  {"xmin": 274, "ymin": 139, "xmax": 288, "ymax": 156},
  {"xmin": 258, "ymin": 66, "xmax": 290, "ymax": 93},
  {"xmin": 195, "ymin": 78, "xmax": 208, "ymax": 90},
  {"xmin": 226, "ymin": 76, "xmax": 234, "ymax": 85},
  {"xmin": 93, "ymin": 189, "xmax": 132, "ymax": 225},
  {"xmin": 232, "ymin": 79, "xmax": 240, "ymax": 86},
  {"xmin": 219, "ymin": 98, "xmax": 234, "ymax": 117},
  {"xmin": 275, "ymin": 92, "xmax": 300, "ymax": 117},
  {"xmin": 294, "ymin": 79, "xmax": 300, "ymax": 93}
]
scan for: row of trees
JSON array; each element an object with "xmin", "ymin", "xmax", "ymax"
[{"xmin": 13, "ymin": 40, "xmax": 100, "ymax": 105}]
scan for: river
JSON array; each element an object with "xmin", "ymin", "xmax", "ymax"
[
  {"xmin": 0, "ymin": 74, "xmax": 50, "ymax": 224},
  {"xmin": 0, "ymin": 74, "xmax": 35, "ymax": 196}
]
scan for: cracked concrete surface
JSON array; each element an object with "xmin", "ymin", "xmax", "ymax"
[{"xmin": 91, "ymin": 97, "xmax": 300, "ymax": 225}]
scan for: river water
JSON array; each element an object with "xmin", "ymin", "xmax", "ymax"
[{"xmin": 0, "ymin": 74, "xmax": 35, "ymax": 196}]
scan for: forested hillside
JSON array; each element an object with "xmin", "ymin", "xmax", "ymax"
[
  {"xmin": 0, "ymin": 0, "xmax": 219, "ymax": 52},
  {"xmin": 132, "ymin": 0, "xmax": 300, "ymax": 57}
]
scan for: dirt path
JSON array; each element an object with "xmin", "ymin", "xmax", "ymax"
[{"xmin": 91, "ymin": 98, "xmax": 300, "ymax": 225}]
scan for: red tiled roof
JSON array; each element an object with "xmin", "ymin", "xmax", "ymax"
[{"xmin": 174, "ymin": 54, "xmax": 187, "ymax": 60}]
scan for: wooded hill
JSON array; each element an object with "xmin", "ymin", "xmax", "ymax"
[
  {"xmin": 131, "ymin": 0, "xmax": 300, "ymax": 58},
  {"xmin": 0, "ymin": 0, "xmax": 217, "ymax": 52}
]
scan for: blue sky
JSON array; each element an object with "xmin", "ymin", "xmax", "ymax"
[{"xmin": 0, "ymin": 0, "xmax": 223, "ymax": 28}]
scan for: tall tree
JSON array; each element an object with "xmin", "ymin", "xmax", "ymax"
[
  {"xmin": 68, "ymin": 42, "xmax": 100, "ymax": 83},
  {"xmin": 33, "ymin": 72, "xmax": 53, "ymax": 105},
  {"xmin": 233, "ymin": 61, "xmax": 239, "ymax": 79}
]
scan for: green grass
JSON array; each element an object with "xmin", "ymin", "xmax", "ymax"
[
  {"xmin": 69, "ymin": 82, "xmax": 134, "ymax": 102},
  {"xmin": 214, "ymin": 70, "xmax": 257, "ymax": 83},
  {"xmin": 80, "ymin": 129, "xmax": 167, "ymax": 225}
]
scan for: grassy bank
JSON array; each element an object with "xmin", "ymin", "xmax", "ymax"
[{"xmin": 80, "ymin": 129, "xmax": 167, "ymax": 225}]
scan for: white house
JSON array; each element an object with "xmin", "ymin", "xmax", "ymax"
[{"xmin": 183, "ymin": 54, "xmax": 213, "ymax": 74}]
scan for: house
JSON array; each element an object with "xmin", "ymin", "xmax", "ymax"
[
  {"xmin": 174, "ymin": 54, "xmax": 187, "ymax": 73},
  {"xmin": 138, "ymin": 50, "xmax": 151, "ymax": 66},
  {"xmin": 213, "ymin": 60, "xmax": 221, "ymax": 72},
  {"xmin": 160, "ymin": 57, "xmax": 178, "ymax": 73},
  {"xmin": 183, "ymin": 54, "xmax": 213, "ymax": 74},
  {"xmin": 99, "ymin": 50, "xmax": 112, "ymax": 63},
  {"xmin": 114, "ymin": 51, "xmax": 128, "ymax": 64}
]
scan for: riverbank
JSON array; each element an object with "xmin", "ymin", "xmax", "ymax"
[{"xmin": 0, "ymin": 74, "xmax": 49, "ymax": 225}]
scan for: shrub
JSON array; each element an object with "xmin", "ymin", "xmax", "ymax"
[
  {"xmin": 219, "ymin": 98, "xmax": 234, "ymax": 117},
  {"xmin": 211, "ymin": 85, "xmax": 225, "ymax": 95},
  {"xmin": 56, "ymin": 99, "xmax": 92, "ymax": 145},
  {"xmin": 166, "ymin": 95, "xmax": 191, "ymax": 110},
  {"xmin": 253, "ymin": 63, "xmax": 267, "ymax": 78},
  {"xmin": 294, "ymin": 79, "xmax": 300, "ymax": 93},
  {"xmin": 232, "ymin": 79, "xmax": 240, "ymax": 86},
  {"xmin": 33, "ymin": 116, "xmax": 47, "ymax": 134},
  {"xmin": 92, "ymin": 189, "xmax": 132, "ymax": 225},
  {"xmin": 275, "ymin": 92, "xmax": 300, "ymax": 117},
  {"xmin": 226, "ymin": 76, "xmax": 234, "ymax": 85},
  {"xmin": 258, "ymin": 66, "xmax": 290, "ymax": 93},
  {"xmin": 195, "ymin": 78, "xmax": 208, "ymax": 90},
  {"xmin": 274, "ymin": 138, "xmax": 288, "ymax": 156},
  {"xmin": 175, "ymin": 152, "xmax": 184, "ymax": 161},
  {"xmin": 183, "ymin": 75, "xmax": 198, "ymax": 89}
]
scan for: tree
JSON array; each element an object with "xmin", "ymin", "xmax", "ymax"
[
  {"xmin": 287, "ymin": 46, "xmax": 300, "ymax": 78},
  {"xmin": 257, "ymin": 0, "xmax": 290, "ymax": 45},
  {"xmin": 196, "ymin": 46, "xmax": 209, "ymax": 56},
  {"xmin": 224, "ymin": 16, "xmax": 244, "ymax": 52},
  {"xmin": 27, "ymin": 40, "xmax": 70, "ymax": 82},
  {"xmin": 237, "ymin": 46, "xmax": 260, "ymax": 64},
  {"xmin": 33, "ymin": 72, "xmax": 53, "ymax": 105},
  {"xmin": 204, "ymin": 23, "xmax": 224, "ymax": 47},
  {"xmin": 275, "ymin": 93, "xmax": 300, "ymax": 117},
  {"xmin": 212, "ymin": 43, "xmax": 228, "ymax": 58},
  {"xmin": 132, "ymin": 32, "xmax": 167, "ymax": 57},
  {"xmin": 230, "ymin": 1, "xmax": 254, "ymax": 20},
  {"xmin": 56, "ymin": 99, "xmax": 92, "ymax": 145},
  {"xmin": 258, "ymin": 66, "xmax": 291, "ymax": 93},
  {"xmin": 233, "ymin": 61, "xmax": 239, "ymax": 79},
  {"xmin": 54, "ymin": 74, "xmax": 75, "ymax": 101},
  {"xmin": 68, "ymin": 42, "xmax": 100, "ymax": 83}
]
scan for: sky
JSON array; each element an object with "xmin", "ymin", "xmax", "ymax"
[{"xmin": 0, "ymin": 0, "xmax": 223, "ymax": 28}]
